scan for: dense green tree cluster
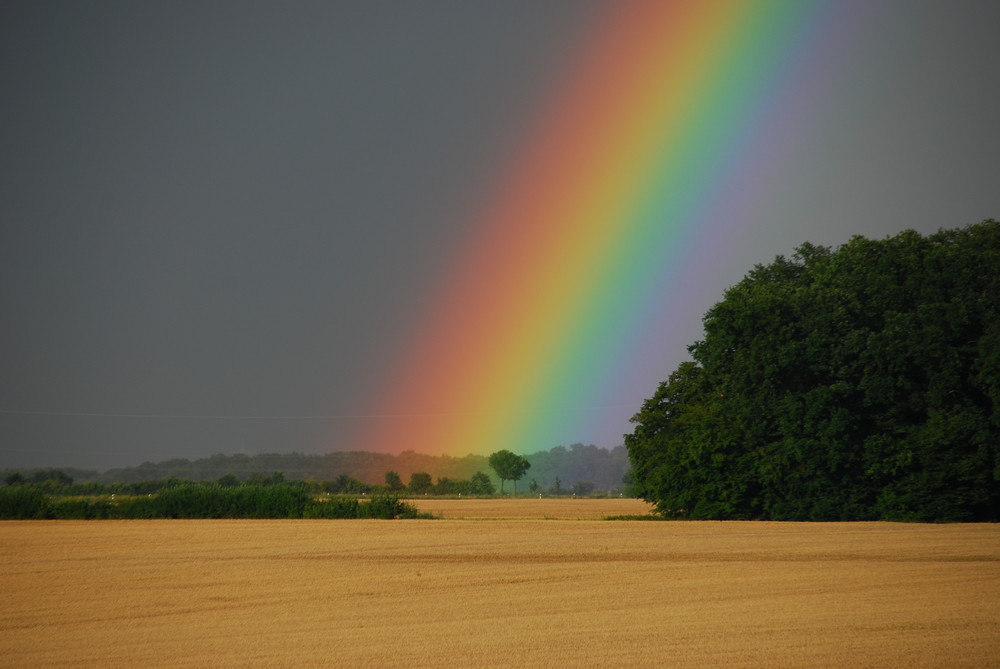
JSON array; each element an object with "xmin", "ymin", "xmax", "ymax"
[
  {"xmin": 426, "ymin": 471, "xmax": 496, "ymax": 496},
  {"xmin": 488, "ymin": 450, "xmax": 531, "ymax": 495},
  {"xmin": 627, "ymin": 221, "xmax": 1000, "ymax": 521}
]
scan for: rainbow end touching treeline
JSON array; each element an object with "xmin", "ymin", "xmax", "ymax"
[{"xmin": 352, "ymin": 0, "xmax": 849, "ymax": 457}]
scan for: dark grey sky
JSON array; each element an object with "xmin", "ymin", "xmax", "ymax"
[{"xmin": 2, "ymin": 1, "xmax": 998, "ymax": 470}]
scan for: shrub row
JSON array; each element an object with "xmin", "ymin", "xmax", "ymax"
[{"xmin": 0, "ymin": 484, "xmax": 426, "ymax": 520}]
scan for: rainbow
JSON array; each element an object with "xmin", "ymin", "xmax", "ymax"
[{"xmin": 352, "ymin": 0, "xmax": 838, "ymax": 456}]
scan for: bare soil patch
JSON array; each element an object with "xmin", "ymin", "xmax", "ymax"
[{"xmin": 2, "ymin": 514, "xmax": 998, "ymax": 668}]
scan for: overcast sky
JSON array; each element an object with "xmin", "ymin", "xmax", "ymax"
[{"xmin": 2, "ymin": 1, "xmax": 998, "ymax": 471}]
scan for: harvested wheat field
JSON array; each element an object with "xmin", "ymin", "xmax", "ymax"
[
  {"xmin": 2, "ymin": 502, "xmax": 999, "ymax": 668},
  {"xmin": 413, "ymin": 496, "xmax": 652, "ymax": 519}
]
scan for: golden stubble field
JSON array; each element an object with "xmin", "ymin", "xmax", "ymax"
[{"xmin": 2, "ymin": 498, "xmax": 998, "ymax": 668}]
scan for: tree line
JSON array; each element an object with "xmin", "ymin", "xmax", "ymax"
[
  {"xmin": 2, "ymin": 443, "xmax": 632, "ymax": 494},
  {"xmin": 627, "ymin": 221, "xmax": 1000, "ymax": 521},
  {"xmin": 1, "ymin": 468, "xmax": 497, "ymax": 500},
  {"xmin": 1, "ymin": 449, "xmax": 631, "ymax": 519}
]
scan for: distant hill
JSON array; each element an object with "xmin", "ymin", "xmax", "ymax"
[{"xmin": 3, "ymin": 444, "xmax": 631, "ymax": 493}]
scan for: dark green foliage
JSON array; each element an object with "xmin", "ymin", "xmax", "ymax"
[
  {"xmin": 150, "ymin": 483, "xmax": 312, "ymax": 518},
  {"xmin": 0, "ymin": 484, "xmax": 424, "ymax": 520},
  {"xmin": 218, "ymin": 473, "xmax": 240, "ymax": 488},
  {"xmin": 627, "ymin": 221, "xmax": 1000, "ymax": 521},
  {"xmin": 359, "ymin": 494, "xmax": 421, "ymax": 519},
  {"xmin": 34, "ymin": 484, "xmax": 314, "ymax": 519},
  {"xmin": 433, "ymin": 477, "xmax": 458, "ymax": 495},
  {"xmin": 4, "ymin": 472, "xmax": 26, "ymax": 486},
  {"xmin": 468, "ymin": 471, "xmax": 496, "ymax": 495},
  {"xmin": 305, "ymin": 494, "xmax": 426, "ymax": 519},
  {"xmin": 303, "ymin": 496, "xmax": 361, "ymax": 518},
  {"xmin": 323, "ymin": 474, "xmax": 371, "ymax": 494},
  {"xmin": 488, "ymin": 450, "xmax": 531, "ymax": 495},
  {"xmin": 384, "ymin": 470, "xmax": 405, "ymax": 491},
  {"xmin": 0, "ymin": 469, "xmax": 75, "ymax": 493},
  {"xmin": 0, "ymin": 485, "xmax": 49, "ymax": 519},
  {"xmin": 408, "ymin": 472, "xmax": 433, "ymax": 494},
  {"xmin": 26, "ymin": 469, "xmax": 74, "ymax": 487},
  {"xmin": 244, "ymin": 471, "xmax": 286, "ymax": 487},
  {"xmin": 47, "ymin": 497, "xmax": 120, "ymax": 519}
]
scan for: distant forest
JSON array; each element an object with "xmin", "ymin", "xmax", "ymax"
[{"xmin": 1, "ymin": 443, "xmax": 631, "ymax": 495}]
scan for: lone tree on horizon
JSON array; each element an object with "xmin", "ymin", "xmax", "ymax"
[{"xmin": 488, "ymin": 450, "xmax": 531, "ymax": 496}]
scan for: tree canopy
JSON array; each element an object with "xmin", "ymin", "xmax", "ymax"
[
  {"xmin": 408, "ymin": 472, "xmax": 433, "ymax": 495},
  {"xmin": 626, "ymin": 221, "xmax": 1000, "ymax": 521},
  {"xmin": 488, "ymin": 450, "xmax": 531, "ymax": 495},
  {"xmin": 384, "ymin": 471, "xmax": 405, "ymax": 491}
]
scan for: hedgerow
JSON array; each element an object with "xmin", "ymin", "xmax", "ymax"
[{"xmin": 0, "ymin": 484, "xmax": 425, "ymax": 520}]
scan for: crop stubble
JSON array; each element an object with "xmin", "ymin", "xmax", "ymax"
[{"xmin": 1, "ymin": 498, "xmax": 998, "ymax": 668}]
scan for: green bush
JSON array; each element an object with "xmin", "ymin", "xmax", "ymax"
[
  {"xmin": 112, "ymin": 495, "xmax": 160, "ymax": 519},
  {"xmin": 305, "ymin": 494, "xmax": 428, "ymax": 519},
  {"xmin": 48, "ymin": 497, "xmax": 118, "ymax": 519},
  {"xmin": 149, "ymin": 484, "xmax": 312, "ymax": 518},
  {"xmin": 361, "ymin": 494, "xmax": 409, "ymax": 519},
  {"xmin": 0, "ymin": 485, "xmax": 49, "ymax": 519},
  {"xmin": 303, "ymin": 496, "xmax": 360, "ymax": 519}
]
